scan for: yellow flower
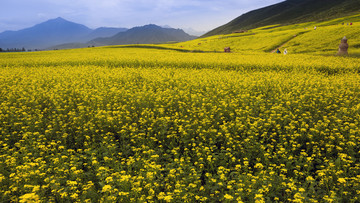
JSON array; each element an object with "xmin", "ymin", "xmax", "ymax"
[
  {"xmin": 254, "ymin": 163, "xmax": 264, "ymax": 169},
  {"xmin": 255, "ymin": 194, "xmax": 265, "ymax": 203},
  {"xmin": 298, "ymin": 188, "xmax": 305, "ymax": 192},
  {"xmin": 105, "ymin": 177, "xmax": 113, "ymax": 183},
  {"xmin": 338, "ymin": 178, "xmax": 346, "ymax": 184},
  {"xmin": 19, "ymin": 193, "xmax": 40, "ymax": 203},
  {"xmin": 0, "ymin": 174, "xmax": 6, "ymax": 183},
  {"xmin": 119, "ymin": 192, "xmax": 129, "ymax": 196},
  {"xmin": 102, "ymin": 185, "xmax": 112, "ymax": 192},
  {"xmin": 224, "ymin": 194, "xmax": 233, "ymax": 200},
  {"xmin": 164, "ymin": 195, "xmax": 173, "ymax": 202},
  {"xmin": 158, "ymin": 192, "xmax": 166, "ymax": 200},
  {"xmin": 70, "ymin": 193, "xmax": 79, "ymax": 199}
]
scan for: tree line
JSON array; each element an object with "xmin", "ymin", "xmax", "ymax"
[{"xmin": 0, "ymin": 47, "xmax": 33, "ymax": 52}]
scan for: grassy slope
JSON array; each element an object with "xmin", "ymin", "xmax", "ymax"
[
  {"xmin": 154, "ymin": 14, "xmax": 360, "ymax": 56},
  {"xmin": 203, "ymin": 0, "xmax": 360, "ymax": 37}
]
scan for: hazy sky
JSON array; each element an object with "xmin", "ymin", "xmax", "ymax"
[{"xmin": 0, "ymin": 0, "xmax": 284, "ymax": 33}]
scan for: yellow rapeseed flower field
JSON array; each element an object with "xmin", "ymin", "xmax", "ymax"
[{"xmin": 1, "ymin": 19, "xmax": 360, "ymax": 202}]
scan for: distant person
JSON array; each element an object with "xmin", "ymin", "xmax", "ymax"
[
  {"xmin": 276, "ymin": 49, "xmax": 281, "ymax": 54},
  {"xmin": 314, "ymin": 26, "xmax": 317, "ymax": 30},
  {"xmin": 342, "ymin": 22, "xmax": 344, "ymax": 25},
  {"xmin": 284, "ymin": 49, "xmax": 288, "ymax": 55},
  {"xmin": 350, "ymin": 23, "xmax": 353, "ymax": 25}
]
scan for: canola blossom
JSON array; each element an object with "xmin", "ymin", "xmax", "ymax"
[{"xmin": 1, "ymin": 46, "xmax": 360, "ymax": 202}]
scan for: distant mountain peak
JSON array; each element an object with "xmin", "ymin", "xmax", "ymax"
[
  {"xmin": 142, "ymin": 24, "xmax": 161, "ymax": 28},
  {"xmin": 55, "ymin": 17, "xmax": 66, "ymax": 20},
  {"xmin": 0, "ymin": 17, "xmax": 93, "ymax": 49},
  {"xmin": 46, "ymin": 17, "xmax": 69, "ymax": 23}
]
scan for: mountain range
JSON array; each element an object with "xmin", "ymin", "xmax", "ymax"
[
  {"xmin": 89, "ymin": 24, "xmax": 195, "ymax": 46},
  {"xmin": 0, "ymin": 17, "xmax": 128, "ymax": 49},
  {"xmin": 0, "ymin": 17, "xmax": 196, "ymax": 50},
  {"xmin": 203, "ymin": 0, "xmax": 360, "ymax": 37}
]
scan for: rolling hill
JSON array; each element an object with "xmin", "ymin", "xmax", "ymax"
[
  {"xmin": 203, "ymin": 0, "xmax": 360, "ymax": 37},
  {"xmin": 151, "ymin": 13, "xmax": 360, "ymax": 57},
  {"xmin": 89, "ymin": 24, "xmax": 196, "ymax": 46},
  {"xmin": 86, "ymin": 27, "xmax": 128, "ymax": 41}
]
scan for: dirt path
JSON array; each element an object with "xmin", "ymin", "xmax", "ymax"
[
  {"xmin": 270, "ymin": 31, "xmax": 308, "ymax": 53},
  {"xmin": 271, "ymin": 42, "xmax": 288, "ymax": 53}
]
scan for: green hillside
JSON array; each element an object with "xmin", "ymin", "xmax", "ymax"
[
  {"xmin": 157, "ymin": 14, "xmax": 360, "ymax": 56},
  {"xmin": 203, "ymin": 0, "xmax": 360, "ymax": 37}
]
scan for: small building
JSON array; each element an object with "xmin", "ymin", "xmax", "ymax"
[{"xmin": 224, "ymin": 47, "xmax": 231, "ymax": 52}]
